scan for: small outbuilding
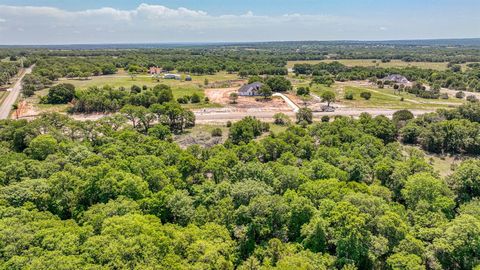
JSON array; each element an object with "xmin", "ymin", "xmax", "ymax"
[
  {"xmin": 164, "ymin": 74, "xmax": 181, "ymax": 80},
  {"xmin": 238, "ymin": 82, "xmax": 263, "ymax": 96}
]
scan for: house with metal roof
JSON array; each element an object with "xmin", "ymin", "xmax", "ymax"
[{"xmin": 238, "ymin": 82, "xmax": 263, "ymax": 96}]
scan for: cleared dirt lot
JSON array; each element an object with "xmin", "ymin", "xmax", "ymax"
[{"xmin": 204, "ymin": 87, "xmax": 292, "ymax": 112}]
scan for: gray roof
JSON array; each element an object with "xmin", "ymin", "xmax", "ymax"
[
  {"xmin": 239, "ymin": 82, "xmax": 263, "ymax": 93},
  {"xmin": 385, "ymin": 74, "xmax": 410, "ymax": 83}
]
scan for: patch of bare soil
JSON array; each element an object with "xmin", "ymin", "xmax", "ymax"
[
  {"xmin": 175, "ymin": 132, "xmax": 224, "ymax": 149},
  {"xmin": 286, "ymin": 93, "xmax": 311, "ymax": 107},
  {"xmin": 17, "ymin": 100, "xmax": 37, "ymax": 119},
  {"xmin": 204, "ymin": 87, "xmax": 292, "ymax": 112}
]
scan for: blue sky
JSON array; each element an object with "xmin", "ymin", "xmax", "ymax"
[{"xmin": 0, "ymin": 0, "xmax": 478, "ymax": 44}]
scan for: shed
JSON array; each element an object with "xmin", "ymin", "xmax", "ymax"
[{"xmin": 164, "ymin": 74, "xmax": 181, "ymax": 80}]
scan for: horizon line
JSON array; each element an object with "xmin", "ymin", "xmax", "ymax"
[{"xmin": 1, "ymin": 37, "xmax": 480, "ymax": 48}]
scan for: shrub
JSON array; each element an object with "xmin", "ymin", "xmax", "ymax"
[
  {"xmin": 273, "ymin": 113, "xmax": 291, "ymax": 126},
  {"xmin": 211, "ymin": 128, "xmax": 223, "ymax": 137},
  {"xmin": 344, "ymin": 91, "xmax": 354, "ymax": 100},
  {"xmin": 298, "ymin": 120, "xmax": 309, "ymax": 128},
  {"xmin": 321, "ymin": 116, "xmax": 330, "ymax": 122},
  {"xmin": 360, "ymin": 92, "xmax": 372, "ymax": 100},
  {"xmin": 229, "ymin": 93, "xmax": 239, "ymax": 104},
  {"xmin": 177, "ymin": 97, "xmax": 189, "ymax": 104},
  {"xmin": 466, "ymin": 95, "xmax": 479, "ymax": 103},
  {"xmin": 131, "ymin": 85, "xmax": 142, "ymax": 94},
  {"xmin": 393, "ymin": 110, "xmax": 414, "ymax": 124},
  {"xmin": 456, "ymin": 91, "xmax": 466, "ymax": 99},
  {"xmin": 191, "ymin": 93, "xmax": 201, "ymax": 103},
  {"xmin": 417, "ymin": 91, "xmax": 440, "ymax": 99},
  {"xmin": 296, "ymin": 87, "xmax": 310, "ymax": 96},
  {"xmin": 312, "ymin": 75, "xmax": 334, "ymax": 87},
  {"xmin": 226, "ymin": 121, "xmax": 232, "ymax": 127}
]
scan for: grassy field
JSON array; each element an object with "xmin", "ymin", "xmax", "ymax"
[
  {"xmin": 286, "ymin": 59, "xmax": 472, "ymax": 71},
  {"xmin": 47, "ymin": 72, "xmax": 242, "ymax": 110},
  {"xmin": 58, "ymin": 72, "xmax": 239, "ymax": 90},
  {"xmin": 309, "ymin": 83, "xmax": 464, "ymax": 110},
  {"xmin": 268, "ymin": 124, "xmax": 289, "ymax": 134}
]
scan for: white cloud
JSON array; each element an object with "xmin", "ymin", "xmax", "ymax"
[
  {"xmin": 0, "ymin": 3, "xmax": 477, "ymax": 44},
  {"xmin": 78, "ymin": 7, "xmax": 133, "ymax": 21},
  {"xmin": 135, "ymin": 3, "xmax": 207, "ymax": 18},
  {"xmin": 0, "ymin": 3, "xmax": 359, "ymax": 44}
]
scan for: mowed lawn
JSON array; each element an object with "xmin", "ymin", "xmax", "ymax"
[
  {"xmin": 286, "ymin": 59, "xmax": 473, "ymax": 71},
  {"xmin": 57, "ymin": 72, "xmax": 239, "ymax": 91},
  {"xmin": 52, "ymin": 72, "xmax": 241, "ymax": 109},
  {"xmin": 310, "ymin": 84, "xmax": 465, "ymax": 110},
  {"xmin": 28, "ymin": 72, "xmax": 243, "ymax": 112}
]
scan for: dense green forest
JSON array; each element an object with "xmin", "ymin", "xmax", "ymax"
[
  {"xmin": 1, "ymin": 102, "xmax": 480, "ymax": 269},
  {"xmin": 1, "ymin": 42, "xmax": 480, "ymax": 269},
  {"xmin": 4, "ymin": 40, "xmax": 480, "ymax": 86},
  {"xmin": 0, "ymin": 62, "xmax": 20, "ymax": 86}
]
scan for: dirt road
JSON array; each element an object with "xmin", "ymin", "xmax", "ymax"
[{"xmin": 0, "ymin": 65, "xmax": 33, "ymax": 119}]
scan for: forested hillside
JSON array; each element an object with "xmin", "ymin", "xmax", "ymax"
[{"xmin": 1, "ymin": 104, "xmax": 480, "ymax": 269}]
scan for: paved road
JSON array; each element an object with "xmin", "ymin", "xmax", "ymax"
[
  {"xmin": 193, "ymin": 108, "xmax": 434, "ymax": 124},
  {"xmin": 0, "ymin": 65, "xmax": 33, "ymax": 119},
  {"xmin": 273, "ymin": 93, "xmax": 300, "ymax": 113},
  {"xmin": 19, "ymin": 107, "xmax": 434, "ymax": 124}
]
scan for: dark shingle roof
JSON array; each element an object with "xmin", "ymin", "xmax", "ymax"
[
  {"xmin": 385, "ymin": 74, "xmax": 410, "ymax": 83},
  {"xmin": 239, "ymin": 82, "xmax": 262, "ymax": 93}
]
